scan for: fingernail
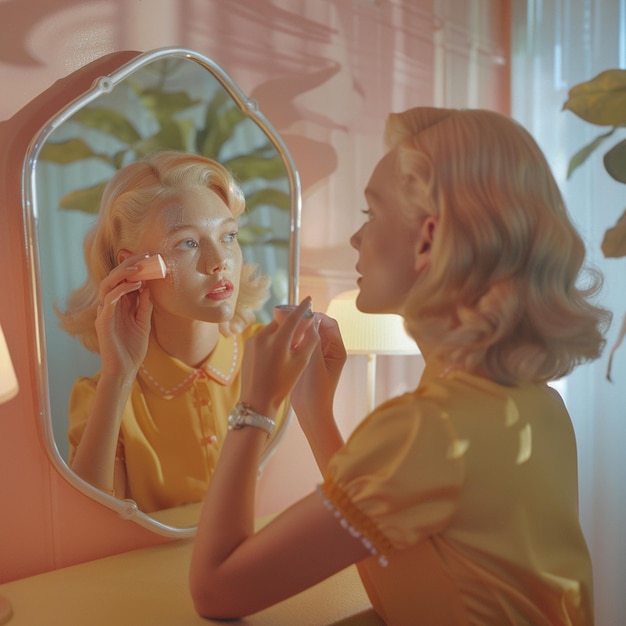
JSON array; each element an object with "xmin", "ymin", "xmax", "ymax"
[{"xmin": 303, "ymin": 296, "xmax": 313, "ymax": 317}]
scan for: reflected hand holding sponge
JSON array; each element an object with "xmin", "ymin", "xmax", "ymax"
[{"xmin": 134, "ymin": 254, "xmax": 168, "ymax": 280}]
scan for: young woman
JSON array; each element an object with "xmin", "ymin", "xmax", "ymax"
[
  {"xmin": 58, "ymin": 151, "xmax": 270, "ymax": 513},
  {"xmin": 189, "ymin": 108, "xmax": 609, "ymax": 625}
]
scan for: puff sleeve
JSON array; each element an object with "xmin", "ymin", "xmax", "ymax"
[{"xmin": 320, "ymin": 392, "xmax": 465, "ymax": 563}]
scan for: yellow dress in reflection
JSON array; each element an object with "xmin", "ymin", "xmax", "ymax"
[
  {"xmin": 68, "ymin": 323, "xmax": 273, "ymax": 513},
  {"xmin": 321, "ymin": 358, "xmax": 593, "ymax": 626}
]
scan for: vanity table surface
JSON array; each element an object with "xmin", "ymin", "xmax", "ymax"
[{"xmin": 0, "ymin": 538, "xmax": 384, "ymax": 626}]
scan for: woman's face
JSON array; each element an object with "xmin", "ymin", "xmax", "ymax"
[
  {"xmin": 134, "ymin": 185, "xmax": 243, "ymax": 325},
  {"xmin": 350, "ymin": 148, "xmax": 422, "ymax": 315}
]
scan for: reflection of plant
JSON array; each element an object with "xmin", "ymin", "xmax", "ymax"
[
  {"xmin": 38, "ymin": 58, "xmax": 290, "ymax": 248},
  {"xmin": 563, "ymin": 69, "xmax": 626, "ymax": 379}
]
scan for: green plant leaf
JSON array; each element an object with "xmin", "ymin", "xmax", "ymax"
[
  {"xmin": 226, "ymin": 154, "xmax": 287, "ymax": 181},
  {"xmin": 199, "ymin": 99, "xmax": 247, "ymax": 158},
  {"xmin": 112, "ymin": 148, "xmax": 130, "ymax": 170},
  {"xmin": 245, "ymin": 188, "xmax": 290, "ymax": 212},
  {"xmin": 238, "ymin": 224, "xmax": 273, "ymax": 245},
  {"xmin": 58, "ymin": 181, "xmax": 108, "ymax": 214},
  {"xmin": 563, "ymin": 69, "xmax": 626, "ymax": 126},
  {"xmin": 132, "ymin": 119, "xmax": 189, "ymax": 156},
  {"xmin": 195, "ymin": 90, "xmax": 229, "ymax": 155},
  {"xmin": 566, "ymin": 128, "xmax": 617, "ymax": 178},
  {"xmin": 263, "ymin": 238, "xmax": 289, "ymax": 247},
  {"xmin": 38, "ymin": 138, "xmax": 113, "ymax": 165},
  {"xmin": 603, "ymin": 138, "xmax": 626, "ymax": 183},
  {"xmin": 601, "ymin": 208, "xmax": 626, "ymax": 258},
  {"xmin": 71, "ymin": 107, "xmax": 142, "ymax": 144},
  {"xmin": 138, "ymin": 88, "xmax": 201, "ymax": 124}
]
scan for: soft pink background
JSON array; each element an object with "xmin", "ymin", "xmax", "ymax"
[{"xmin": 0, "ymin": 0, "xmax": 509, "ymax": 583}]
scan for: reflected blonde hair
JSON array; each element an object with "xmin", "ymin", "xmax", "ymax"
[
  {"xmin": 58, "ymin": 150, "xmax": 269, "ymax": 353},
  {"xmin": 387, "ymin": 107, "xmax": 610, "ymax": 383}
]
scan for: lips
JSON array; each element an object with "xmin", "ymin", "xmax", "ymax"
[{"xmin": 206, "ymin": 279, "xmax": 234, "ymax": 301}]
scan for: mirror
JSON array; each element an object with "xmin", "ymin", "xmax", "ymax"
[{"xmin": 22, "ymin": 47, "xmax": 301, "ymax": 537}]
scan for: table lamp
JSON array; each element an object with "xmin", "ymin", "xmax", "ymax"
[
  {"xmin": 0, "ymin": 322, "xmax": 18, "ymax": 404},
  {"xmin": 0, "ymin": 321, "xmax": 18, "ymax": 624},
  {"xmin": 326, "ymin": 290, "xmax": 420, "ymax": 412}
]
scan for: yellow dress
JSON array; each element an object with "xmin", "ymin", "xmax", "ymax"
[
  {"xmin": 68, "ymin": 323, "xmax": 271, "ymax": 513},
  {"xmin": 321, "ymin": 358, "xmax": 593, "ymax": 626}
]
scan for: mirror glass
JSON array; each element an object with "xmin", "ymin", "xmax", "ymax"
[{"xmin": 23, "ymin": 48, "xmax": 301, "ymax": 537}]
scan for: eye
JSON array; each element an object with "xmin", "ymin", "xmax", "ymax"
[
  {"xmin": 177, "ymin": 238, "xmax": 199, "ymax": 250},
  {"xmin": 361, "ymin": 208, "xmax": 374, "ymax": 221},
  {"xmin": 223, "ymin": 230, "xmax": 239, "ymax": 243}
]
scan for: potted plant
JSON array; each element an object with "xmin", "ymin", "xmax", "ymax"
[{"xmin": 563, "ymin": 69, "xmax": 626, "ymax": 379}]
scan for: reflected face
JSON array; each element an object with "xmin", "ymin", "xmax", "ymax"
[
  {"xmin": 135, "ymin": 185, "xmax": 243, "ymax": 324},
  {"xmin": 350, "ymin": 148, "xmax": 421, "ymax": 315}
]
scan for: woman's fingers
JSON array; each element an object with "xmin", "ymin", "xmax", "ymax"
[
  {"xmin": 97, "ymin": 253, "xmax": 151, "ymax": 308},
  {"xmin": 277, "ymin": 298, "xmax": 314, "ymax": 349},
  {"xmin": 135, "ymin": 286, "xmax": 154, "ymax": 326},
  {"xmin": 240, "ymin": 298, "xmax": 320, "ymax": 411},
  {"xmin": 97, "ymin": 280, "xmax": 143, "ymax": 313}
]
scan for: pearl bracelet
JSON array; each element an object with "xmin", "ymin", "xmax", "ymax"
[{"xmin": 227, "ymin": 402, "xmax": 275, "ymax": 437}]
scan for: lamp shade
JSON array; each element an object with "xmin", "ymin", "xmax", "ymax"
[
  {"xmin": 326, "ymin": 290, "xmax": 420, "ymax": 355},
  {"xmin": 0, "ymin": 323, "xmax": 19, "ymax": 403}
]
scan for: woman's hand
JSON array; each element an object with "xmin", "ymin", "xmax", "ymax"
[
  {"xmin": 239, "ymin": 298, "xmax": 319, "ymax": 416},
  {"xmin": 95, "ymin": 253, "xmax": 154, "ymax": 382},
  {"xmin": 291, "ymin": 313, "xmax": 347, "ymax": 421},
  {"xmin": 70, "ymin": 254, "xmax": 152, "ymax": 494},
  {"xmin": 289, "ymin": 313, "xmax": 347, "ymax": 472}
]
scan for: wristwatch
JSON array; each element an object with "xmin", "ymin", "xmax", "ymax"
[{"xmin": 228, "ymin": 402, "xmax": 275, "ymax": 437}]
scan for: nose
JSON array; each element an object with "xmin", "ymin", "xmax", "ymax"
[
  {"xmin": 200, "ymin": 248, "xmax": 228, "ymax": 274},
  {"xmin": 350, "ymin": 225, "xmax": 363, "ymax": 250}
]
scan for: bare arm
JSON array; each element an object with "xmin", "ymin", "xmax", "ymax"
[
  {"xmin": 70, "ymin": 255, "xmax": 153, "ymax": 496},
  {"xmin": 70, "ymin": 372, "xmax": 133, "ymax": 495},
  {"xmin": 191, "ymin": 467, "xmax": 370, "ymax": 618},
  {"xmin": 190, "ymin": 301, "xmax": 369, "ymax": 618}
]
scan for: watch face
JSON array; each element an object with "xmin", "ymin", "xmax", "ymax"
[
  {"xmin": 227, "ymin": 408, "xmax": 243, "ymax": 430},
  {"xmin": 227, "ymin": 404, "xmax": 275, "ymax": 436}
]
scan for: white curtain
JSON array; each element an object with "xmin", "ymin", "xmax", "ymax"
[{"xmin": 511, "ymin": 2, "xmax": 626, "ymax": 624}]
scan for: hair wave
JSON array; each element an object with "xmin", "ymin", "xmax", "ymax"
[{"xmin": 386, "ymin": 107, "xmax": 611, "ymax": 384}]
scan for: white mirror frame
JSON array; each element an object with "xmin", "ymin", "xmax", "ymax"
[{"xmin": 21, "ymin": 47, "xmax": 301, "ymax": 538}]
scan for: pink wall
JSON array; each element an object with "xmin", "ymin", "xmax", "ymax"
[{"xmin": 0, "ymin": 0, "xmax": 510, "ymax": 584}]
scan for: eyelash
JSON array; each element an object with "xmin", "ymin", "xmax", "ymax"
[{"xmin": 361, "ymin": 209, "xmax": 373, "ymax": 221}]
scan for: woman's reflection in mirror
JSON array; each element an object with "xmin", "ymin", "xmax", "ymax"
[
  {"xmin": 56, "ymin": 151, "xmax": 270, "ymax": 513},
  {"xmin": 189, "ymin": 108, "xmax": 610, "ymax": 624}
]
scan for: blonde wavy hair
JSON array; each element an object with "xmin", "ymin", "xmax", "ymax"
[
  {"xmin": 387, "ymin": 107, "xmax": 610, "ymax": 384},
  {"xmin": 57, "ymin": 150, "xmax": 270, "ymax": 353}
]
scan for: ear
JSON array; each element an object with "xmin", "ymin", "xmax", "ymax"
[
  {"xmin": 117, "ymin": 248, "xmax": 133, "ymax": 265},
  {"xmin": 414, "ymin": 216, "xmax": 438, "ymax": 273}
]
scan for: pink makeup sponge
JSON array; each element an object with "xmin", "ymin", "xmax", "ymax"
[{"xmin": 135, "ymin": 254, "xmax": 167, "ymax": 280}]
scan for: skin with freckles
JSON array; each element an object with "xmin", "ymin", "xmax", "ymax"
[
  {"xmin": 120, "ymin": 187, "xmax": 244, "ymax": 367},
  {"xmin": 132, "ymin": 188, "xmax": 242, "ymax": 327}
]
